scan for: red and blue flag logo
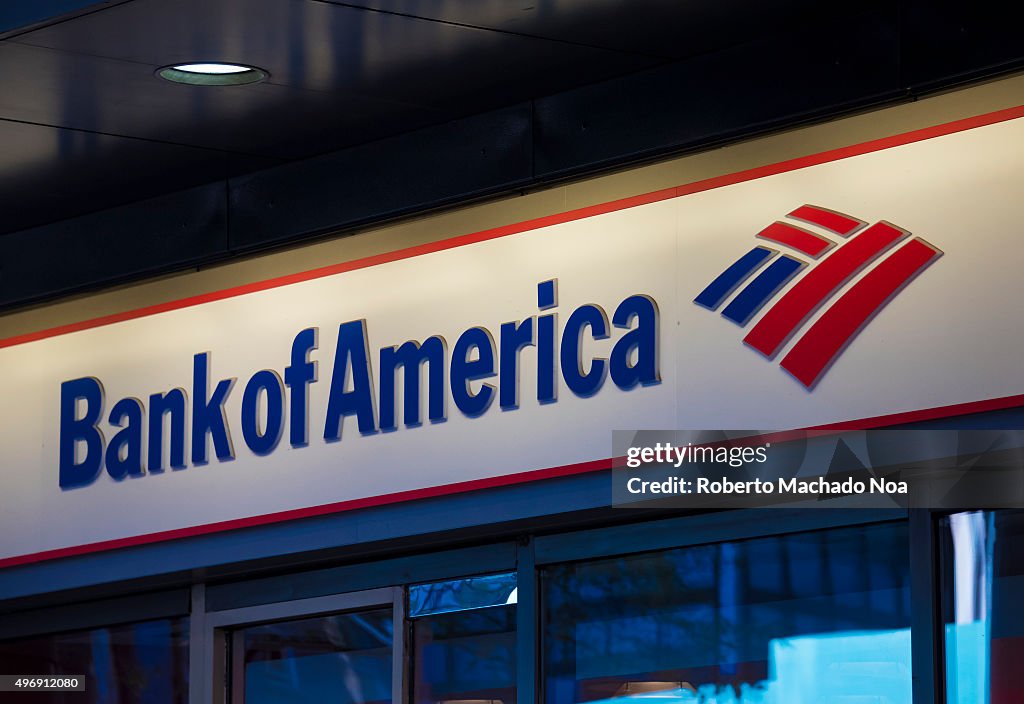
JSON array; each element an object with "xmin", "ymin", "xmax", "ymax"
[{"xmin": 695, "ymin": 205, "xmax": 942, "ymax": 388}]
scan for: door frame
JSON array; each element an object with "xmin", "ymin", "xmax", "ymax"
[{"xmin": 193, "ymin": 586, "xmax": 404, "ymax": 704}]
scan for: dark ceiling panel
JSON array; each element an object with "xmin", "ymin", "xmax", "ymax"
[
  {"xmin": 0, "ymin": 117, "xmax": 272, "ymax": 235},
  {"xmin": 13, "ymin": 0, "xmax": 660, "ymax": 83},
  {"xmin": 0, "ymin": 0, "xmax": 113, "ymax": 36},
  {"xmin": 336, "ymin": 0, "xmax": 832, "ymax": 60},
  {"xmin": 901, "ymin": 0, "xmax": 1024, "ymax": 88},
  {"xmin": 229, "ymin": 103, "xmax": 533, "ymax": 251},
  {"xmin": 0, "ymin": 182, "xmax": 227, "ymax": 308},
  {"xmin": 533, "ymin": 0, "xmax": 902, "ymax": 177},
  {"xmin": 11, "ymin": 0, "xmax": 659, "ymax": 143},
  {"xmin": 0, "ymin": 0, "xmax": 659, "ymax": 249},
  {"xmin": 0, "ymin": 0, "xmax": 1020, "ymax": 311},
  {"xmin": 0, "ymin": 41, "xmax": 453, "ymax": 160}
]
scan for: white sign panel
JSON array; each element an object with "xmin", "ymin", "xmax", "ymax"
[{"xmin": 2, "ymin": 109, "xmax": 1023, "ymax": 566}]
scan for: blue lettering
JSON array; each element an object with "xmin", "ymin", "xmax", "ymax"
[
  {"xmin": 379, "ymin": 337, "xmax": 447, "ymax": 431},
  {"xmin": 284, "ymin": 327, "xmax": 317, "ymax": 447},
  {"xmin": 610, "ymin": 295, "xmax": 661, "ymax": 389},
  {"xmin": 451, "ymin": 327, "xmax": 496, "ymax": 417},
  {"xmin": 324, "ymin": 320, "xmax": 378, "ymax": 440},
  {"xmin": 241, "ymin": 370, "xmax": 285, "ymax": 455},
  {"xmin": 537, "ymin": 280, "xmax": 558, "ymax": 404},
  {"xmin": 191, "ymin": 353, "xmax": 235, "ymax": 465},
  {"xmin": 149, "ymin": 388, "xmax": 187, "ymax": 471},
  {"xmin": 561, "ymin": 304, "xmax": 609, "ymax": 397},
  {"xmin": 59, "ymin": 377, "xmax": 106, "ymax": 490},
  {"xmin": 55, "ymin": 281, "xmax": 664, "ymax": 488},
  {"xmin": 106, "ymin": 397, "xmax": 145, "ymax": 479},
  {"xmin": 499, "ymin": 319, "xmax": 534, "ymax": 410}
]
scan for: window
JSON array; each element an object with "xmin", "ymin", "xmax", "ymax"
[
  {"xmin": 235, "ymin": 608, "xmax": 393, "ymax": 704},
  {"xmin": 942, "ymin": 510, "xmax": 1024, "ymax": 704},
  {"xmin": 0, "ymin": 617, "xmax": 189, "ymax": 704},
  {"xmin": 543, "ymin": 523, "xmax": 912, "ymax": 703},
  {"xmin": 410, "ymin": 573, "xmax": 518, "ymax": 704},
  {"xmin": 206, "ymin": 586, "xmax": 401, "ymax": 704}
]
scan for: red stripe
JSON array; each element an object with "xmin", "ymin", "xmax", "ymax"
[
  {"xmin": 757, "ymin": 221, "xmax": 833, "ymax": 257},
  {"xmin": 0, "ymin": 457, "xmax": 614, "ymax": 569},
  {"xmin": 4, "ymin": 391, "xmax": 1024, "ymax": 569},
  {"xmin": 744, "ymin": 222, "xmax": 907, "ymax": 357},
  {"xmin": 0, "ymin": 189, "xmax": 680, "ymax": 351},
  {"xmin": 1, "ymin": 106, "xmax": 1023, "ymax": 569},
  {"xmin": 2, "ymin": 105, "xmax": 1023, "ymax": 352},
  {"xmin": 781, "ymin": 239, "xmax": 942, "ymax": 388},
  {"xmin": 788, "ymin": 205, "xmax": 863, "ymax": 235},
  {"xmin": 811, "ymin": 394, "xmax": 1024, "ymax": 431}
]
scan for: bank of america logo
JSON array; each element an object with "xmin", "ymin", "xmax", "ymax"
[{"xmin": 695, "ymin": 205, "xmax": 942, "ymax": 389}]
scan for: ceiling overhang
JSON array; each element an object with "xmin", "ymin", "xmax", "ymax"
[{"xmin": 1, "ymin": 0, "xmax": 1022, "ymax": 310}]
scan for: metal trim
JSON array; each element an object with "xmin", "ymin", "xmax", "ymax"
[
  {"xmin": 0, "ymin": 588, "xmax": 189, "ymax": 641},
  {"xmin": 201, "ymin": 586, "xmax": 400, "ymax": 704},
  {"xmin": 534, "ymin": 507, "xmax": 908, "ymax": 565}
]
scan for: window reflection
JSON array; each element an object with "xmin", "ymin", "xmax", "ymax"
[
  {"xmin": 241, "ymin": 608, "xmax": 392, "ymax": 704},
  {"xmin": 0, "ymin": 617, "xmax": 189, "ymax": 704},
  {"xmin": 942, "ymin": 510, "xmax": 1024, "ymax": 704},
  {"xmin": 543, "ymin": 523, "xmax": 912, "ymax": 703},
  {"xmin": 410, "ymin": 573, "xmax": 518, "ymax": 618},
  {"xmin": 412, "ymin": 575, "xmax": 516, "ymax": 704}
]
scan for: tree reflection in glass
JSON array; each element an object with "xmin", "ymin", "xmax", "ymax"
[{"xmin": 544, "ymin": 523, "xmax": 912, "ymax": 703}]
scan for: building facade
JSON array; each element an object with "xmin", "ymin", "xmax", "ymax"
[{"xmin": 1, "ymin": 5, "xmax": 1023, "ymax": 703}]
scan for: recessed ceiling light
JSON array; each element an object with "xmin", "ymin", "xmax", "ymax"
[{"xmin": 157, "ymin": 62, "xmax": 268, "ymax": 86}]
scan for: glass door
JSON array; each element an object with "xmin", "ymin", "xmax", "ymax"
[{"xmin": 206, "ymin": 588, "xmax": 403, "ymax": 704}]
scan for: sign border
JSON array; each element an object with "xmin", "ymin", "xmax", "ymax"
[{"xmin": 3, "ymin": 104, "xmax": 1024, "ymax": 569}]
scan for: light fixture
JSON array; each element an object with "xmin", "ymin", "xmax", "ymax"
[
  {"xmin": 157, "ymin": 62, "xmax": 268, "ymax": 86},
  {"xmin": 614, "ymin": 682, "xmax": 696, "ymax": 697}
]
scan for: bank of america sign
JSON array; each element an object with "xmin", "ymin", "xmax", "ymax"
[{"xmin": 695, "ymin": 204, "xmax": 941, "ymax": 388}]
